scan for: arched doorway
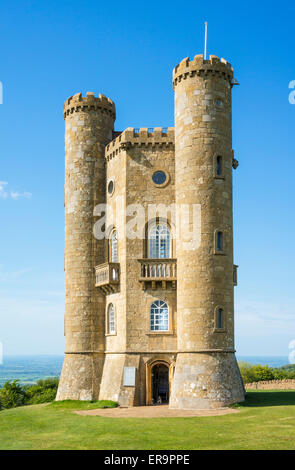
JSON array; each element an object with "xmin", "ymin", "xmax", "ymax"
[
  {"xmin": 151, "ymin": 363, "xmax": 169, "ymax": 404},
  {"xmin": 146, "ymin": 360, "xmax": 175, "ymax": 405}
]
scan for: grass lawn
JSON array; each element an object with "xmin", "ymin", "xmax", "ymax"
[{"xmin": 0, "ymin": 390, "xmax": 295, "ymax": 450}]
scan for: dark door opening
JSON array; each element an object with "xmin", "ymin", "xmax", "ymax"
[{"xmin": 151, "ymin": 363, "xmax": 169, "ymax": 404}]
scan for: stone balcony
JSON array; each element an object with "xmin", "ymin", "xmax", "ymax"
[
  {"xmin": 138, "ymin": 259, "xmax": 177, "ymax": 290},
  {"xmin": 95, "ymin": 262, "xmax": 120, "ymax": 294}
]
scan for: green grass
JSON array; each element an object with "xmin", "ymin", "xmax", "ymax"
[
  {"xmin": 0, "ymin": 391, "xmax": 295, "ymax": 450},
  {"xmin": 49, "ymin": 400, "xmax": 118, "ymax": 410}
]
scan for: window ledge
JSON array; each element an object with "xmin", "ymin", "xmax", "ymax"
[
  {"xmin": 146, "ymin": 331, "xmax": 174, "ymax": 336},
  {"xmin": 105, "ymin": 332, "xmax": 117, "ymax": 337},
  {"xmin": 214, "ymin": 328, "xmax": 226, "ymax": 333}
]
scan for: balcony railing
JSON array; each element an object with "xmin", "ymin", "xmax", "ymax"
[
  {"xmin": 138, "ymin": 259, "xmax": 177, "ymax": 290},
  {"xmin": 95, "ymin": 262, "xmax": 120, "ymax": 294}
]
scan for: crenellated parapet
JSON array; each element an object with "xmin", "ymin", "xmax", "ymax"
[
  {"xmin": 64, "ymin": 92, "xmax": 116, "ymax": 119},
  {"xmin": 105, "ymin": 127, "xmax": 174, "ymax": 161},
  {"xmin": 173, "ymin": 54, "xmax": 233, "ymax": 89}
]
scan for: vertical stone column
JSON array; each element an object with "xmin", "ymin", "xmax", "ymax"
[
  {"xmin": 170, "ymin": 55, "xmax": 244, "ymax": 409},
  {"xmin": 56, "ymin": 93, "xmax": 115, "ymax": 401}
]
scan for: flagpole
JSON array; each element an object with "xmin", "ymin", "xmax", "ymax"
[{"xmin": 204, "ymin": 21, "xmax": 208, "ymax": 60}]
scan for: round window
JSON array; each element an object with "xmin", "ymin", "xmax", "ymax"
[
  {"xmin": 108, "ymin": 180, "xmax": 114, "ymax": 195},
  {"xmin": 152, "ymin": 171, "xmax": 167, "ymax": 186}
]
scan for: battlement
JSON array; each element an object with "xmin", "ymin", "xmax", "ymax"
[
  {"xmin": 64, "ymin": 92, "xmax": 116, "ymax": 119},
  {"xmin": 105, "ymin": 127, "xmax": 174, "ymax": 161},
  {"xmin": 173, "ymin": 54, "xmax": 234, "ymax": 88}
]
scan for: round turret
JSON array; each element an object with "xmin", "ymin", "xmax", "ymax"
[
  {"xmin": 170, "ymin": 54, "xmax": 244, "ymax": 409},
  {"xmin": 56, "ymin": 92, "xmax": 115, "ymax": 401},
  {"xmin": 172, "ymin": 54, "xmax": 233, "ymax": 88},
  {"xmin": 64, "ymin": 92, "xmax": 116, "ymax": 119}
]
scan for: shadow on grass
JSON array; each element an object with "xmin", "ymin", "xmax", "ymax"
[{"xmin": 236, "ymin": 391, "xmax": 295, "ymax": 408}]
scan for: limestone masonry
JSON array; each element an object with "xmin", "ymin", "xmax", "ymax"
[
  {"xmin": 56, "ymin": 54, "xmax": 245, "ymax": 409},
  {"xmin": 245, "ymin": 380, "xmax": 295, "ymax": 390}
]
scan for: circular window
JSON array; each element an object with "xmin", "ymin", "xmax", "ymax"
[
  {"xmin": 108, "ymin": 180, "xmax": 114, "ymax": 195},
  {"xmin": 152, "ymin": 171, "xmax": 167, "ymax": 186},
  {"xmin": 215, "ymin": 99, "xmax": 223, "ymax": 109}
]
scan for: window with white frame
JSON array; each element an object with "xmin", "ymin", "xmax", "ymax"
[
  {"xmin": 107, "ymin": 303, "xmax": 115, "ymax": 334},
  {"xmin": 150, "ymin": 300, "xmax": 169, "ymax": 331},
  {"xmin": 110, "ymin": 230, "xmax": 118, "ymax": 262},
  {"xmin": 148, "ymin": 223, "xmax": 171, "ymax": 258}
]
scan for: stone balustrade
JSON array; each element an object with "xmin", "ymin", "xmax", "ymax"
[{"xmin": 138, "ymin": 259, "xmax": 177, "ymax": 290}]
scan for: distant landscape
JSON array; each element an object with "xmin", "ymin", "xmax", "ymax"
[
  {"xmin": 0, "ymin": 355, "xmax": 292, "ymax": 386},
  {"xmin": 0, "ymin": 356, "xmax": 63, "ymax": 386}
]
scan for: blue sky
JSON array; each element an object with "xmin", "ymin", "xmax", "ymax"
[{"xmin": 0, "ymin": 0, "xmax": 294, "ymax": 356}]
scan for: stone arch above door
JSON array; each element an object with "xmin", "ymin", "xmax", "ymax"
[{"xmin": 145, "ymin": 357, "xmax": 176, "ymax": 405}]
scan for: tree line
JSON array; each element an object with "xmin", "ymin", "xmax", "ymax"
[
  {"xmin": 0, "ymin": 377, "xmax": 58, "ymax": 410},
  {"xmin": 238, "ymin": 362, "xmax": 295, "ymax": 384}
]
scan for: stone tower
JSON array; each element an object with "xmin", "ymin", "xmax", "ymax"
[
  {"xmin": 56, "ymin": 53, "xmax": 244, "ymax": 409},
  {"xmin": 169, "ymin": 55, "xmax": 244, "ymax": 409},
  {"xmin": 56, "ymin": 92, "xmax": 115, "ymax": 401}
]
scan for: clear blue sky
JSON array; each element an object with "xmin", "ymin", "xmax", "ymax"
[{"xmin": 1, "ymin": 0, "xmax": 294, "ymax": 356}]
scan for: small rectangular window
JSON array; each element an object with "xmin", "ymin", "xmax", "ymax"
[
  {"xmin": 217, "ymin": 309, "xmax": 223, "ymax": 329},
  {"xmin": 107, "ymin": 304, "xmax": 115, "ymax": 334},
  {"xmin": 217, "ymin": 231, "xmax": 223, "ymax": 251},
  {"xmin": 216, "ymin": 156, "xmax": 222, "ymax": 176},
  {"xmin": 110, "ymin": 231, "xmax": 118, "ymax": 262}
]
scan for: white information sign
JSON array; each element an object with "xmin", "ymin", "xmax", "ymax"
[{"xmin": 123, "ymin": 367, "xmax": 136, "ymax": 386}]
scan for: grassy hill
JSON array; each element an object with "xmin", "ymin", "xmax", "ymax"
[{"xmin": 0, "ymin": 390, "xmax": 295, "ymax": 450}]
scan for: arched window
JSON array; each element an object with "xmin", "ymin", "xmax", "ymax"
[
  {"xmin": 216, "ymin": 231, "xmax": 223, "ymax": 252},
  {"xmin": 107, "ymin": 304, "xmax": 115, "ymax": 334},
  {"xmin": 150, "ymin": 300, "xmax": 169, "ymax": 331},
  {"xmin": 216, "ymin": 156, "xmax": 222, "ymax": 176},
  {"xmin": 110, "ymin": 230, "xmax": 118, "ymax": 262},
  {"xmin": 148, "ymin": 223, "xmax": 171, "ymax": 258},
  {"xmin": 217, "ymin": 308, "xmax": 223, "ymax": 329}
]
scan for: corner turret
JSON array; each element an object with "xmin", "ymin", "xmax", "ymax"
[{"xmin": 56, "ymin": 92, "xmax": 116, "ymax": 401}]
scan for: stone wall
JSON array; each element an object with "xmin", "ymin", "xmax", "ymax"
[
  {"xmin": 245, "ymin": 380, "xmax": 295, "ymax": 390},
  {"xmin": 99, "ymin": 128, "xmax": 177, "ymax": 406}
]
